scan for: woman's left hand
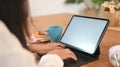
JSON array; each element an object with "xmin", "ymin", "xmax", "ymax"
[{"xmin": 28, "ymin": 43, "xmax": 65, "ymax": 55}]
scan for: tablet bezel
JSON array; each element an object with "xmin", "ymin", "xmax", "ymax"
[{"xmin": 59, "ymin": 15, "xmax": 109, "ymax": 55}]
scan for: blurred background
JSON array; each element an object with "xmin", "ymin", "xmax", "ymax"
[
  {"xmin": 29, "ymin": 0, "xmax": 85, "ymax": 16},
  {"xmin": 29, "ymin": 0, "xmax": 120, "ymax": 16}
]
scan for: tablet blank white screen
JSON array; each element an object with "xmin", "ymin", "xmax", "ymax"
[{"xmin": 61, "ymin": 16, "xmax": 108, "ymax": 54}]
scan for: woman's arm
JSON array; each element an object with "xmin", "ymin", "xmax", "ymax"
[{"xmin": 28, "ymin": 43, "xmax": 64, "ymax": 55}]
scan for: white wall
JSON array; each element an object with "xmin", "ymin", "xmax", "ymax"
[{"xmin": 29, "ymin": 0, "xmax": 86, "ymax": 16}]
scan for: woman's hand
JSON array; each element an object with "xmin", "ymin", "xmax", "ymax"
[
  {"xmin": 48, "ymin": 48, "xmax": 77, "ymax": 61},
  {"xmin": 39, "ymin": 43, "xmax": 65, "ymax": 54},
  {"xmin": 28, "ymin": 43, "xmax": 65, "ymax": 55}
]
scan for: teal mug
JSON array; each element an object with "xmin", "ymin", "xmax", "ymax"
[{"xmin": 48, "ymin": 26, "xmax": 62, "ymax": 43}]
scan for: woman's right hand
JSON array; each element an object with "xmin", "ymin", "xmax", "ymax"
[{"xmin": 48, "ymin": 48, "xmax": 77, "ymax": 61}]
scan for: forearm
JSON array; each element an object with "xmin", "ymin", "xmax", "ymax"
[{"xmin": 28, "ymin": 44, "xmax": 51, "ymax": 55}]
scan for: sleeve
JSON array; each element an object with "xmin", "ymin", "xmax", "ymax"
[
  {"xmin": 38, "ymin": 54, "xmax": 64, "ymax": 67},
  {"xmin": 0, "ymin": 49, "xmax": 38, "ymax": 67}
]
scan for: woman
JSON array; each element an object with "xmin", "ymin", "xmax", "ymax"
[{"xmin": 0, "ymin": 0, "xmax": 77, "ymax": 67}]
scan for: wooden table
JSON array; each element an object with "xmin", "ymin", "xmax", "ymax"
[{"xmin": 29, "ymin": 13, "xmax": 120, "ymax": 67}]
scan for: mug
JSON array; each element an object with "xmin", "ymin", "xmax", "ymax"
[
  {"xmin": 109, "ymin": 45, "xmax": 120, "ymax": 67},
  {"xmin": 48, "ymin": 25, "xmax": 62, "ymax": 42}
]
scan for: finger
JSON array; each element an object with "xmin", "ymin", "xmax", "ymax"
[
  {"xmin": 68, "ymin": 53, "xmax": 77, "ymax": 61},
  {"xmin": 57, "ymin": 43, "xmax": 65, "ymax": 47},
  {"xmin": 54, "ymin": 43, "xmax": 65, "ymax": 47},
  {"xmin": 55, "ymin": 47, "xmax": 64, "ymax": 50},
  {"xmin": 65, "ymin": 49, "xmax": 77, "ymax": 60}
]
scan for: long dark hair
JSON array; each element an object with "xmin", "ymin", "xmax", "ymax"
[{"xmin": 0, "ymin": 0, "xmax": 29, "ymax": 49}]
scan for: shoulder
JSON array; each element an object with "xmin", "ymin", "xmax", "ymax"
[
  {"xmin": 0, "ymin": 20, "xmax": 37, "ymax": 67},
  {"xmin": 0, "ymin": 20, "xmax": 23, "ymax": 53},
  {"xmin": 0, "ymin": 20, "xmax": 10, "ymax": 33}
]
